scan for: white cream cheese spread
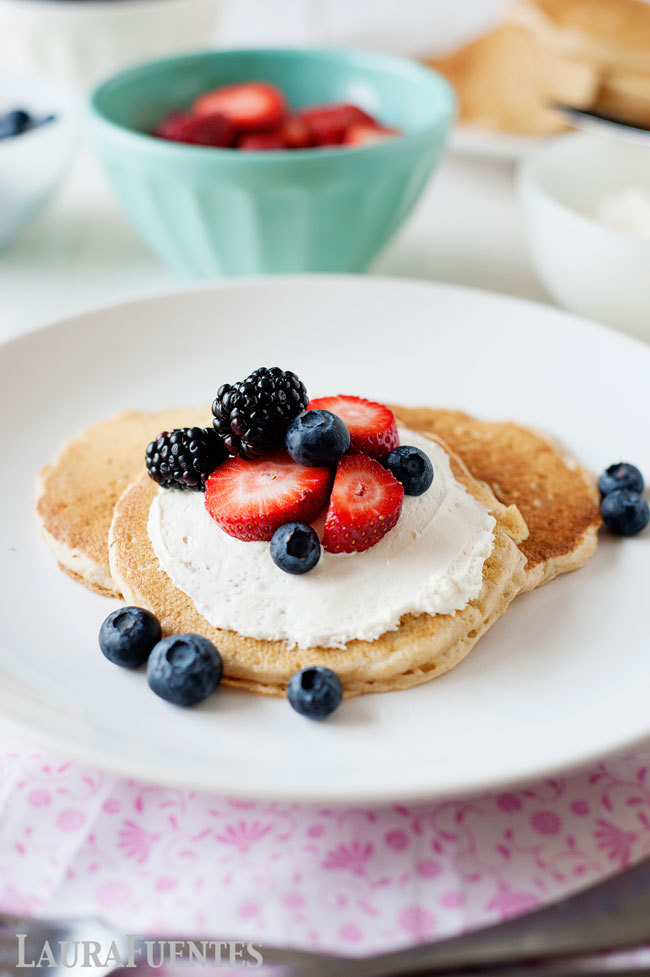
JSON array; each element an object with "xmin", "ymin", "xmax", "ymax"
[
  {"xmin": 147, "ymin": 429, "xmax": 496, "ymax": 649},
  {"xmin": 594, "ymin": 187, "xmax": 650, "ymax": 240}
]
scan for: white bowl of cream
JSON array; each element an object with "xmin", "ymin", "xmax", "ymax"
[{"xmin": 517, "ymin": 132, "xmax": 650, "ymax": 343}]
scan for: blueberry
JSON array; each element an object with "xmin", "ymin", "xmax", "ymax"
[
  {"xmin": 598, "ymin": 462, "xmax": 644, "ymax": 497},
  {"xmin": 0, "ymin": 109, "xmax": 31, "ymax": 140},
  {"xmin": 270, "ymin": 522, "xmax": 321, "ymax": 574},
  {"xmin": 99, "ymin": 606, "xmax": 161, "ymax": 668},
  {"xmin": 285, "ymin": 410, "xmax": 350, "ymax": 466},
  {"xmin": 147, "ymin": 634, "xmax": 223, "ymax": 706},
  {"xmin": 384, "ymin": 445, "xmax": 433, "ymax": 495},
  {"xmin": 601, "ymin": 489, "xmax": 649, "ymax": 536},
  {"xmin": 288, "ymin": 666, "xmax": 343, "ymax": 719}
]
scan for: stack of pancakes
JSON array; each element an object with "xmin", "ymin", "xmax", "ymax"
[
  {"xmin": 429, "ymin": 0, "xmax": 650, "ymax": 136},
  {"xmin": 35, "ymin": 406, "xmax": 600, "ymax": 697}
]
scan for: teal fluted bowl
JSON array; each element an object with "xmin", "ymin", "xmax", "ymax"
[{"xmin": 89, "ymin": 48, "xmax": 455, "ymax": 279}]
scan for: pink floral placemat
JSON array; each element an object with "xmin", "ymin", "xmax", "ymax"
[{"xmin": 1, "ymin": 749, "xmax": 650, "ymax": 956}]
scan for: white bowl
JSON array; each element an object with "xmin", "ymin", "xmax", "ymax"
[
  {"xmin": 0, "ymin": 71, "xmax": 80, "ymax": 248},
  {"xmin": 517, "ymin": 132, "xmax": 650, "ymax": 343},
  {"xmin": 0, "ymin": 0, "xmax": 222, "ymax": 92}
]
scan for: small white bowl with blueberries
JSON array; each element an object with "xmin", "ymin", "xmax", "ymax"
[{"xmin": 0, "ymin": 71, "xmax": 80, "ymax": 248}]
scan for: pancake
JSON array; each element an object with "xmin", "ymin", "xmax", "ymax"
[
  {"xmin": 506, "ymin": 0, "xmax": 650, "ymax": 75},
  {"xmin": 595, "ymin": 70, "xmax": 650, "ymax": 128},
  {"xmin": 427, "ymin": 25, "xmax": 598, "ymax": 136},
  {"xmin": 108, "ymin": 436, "xmax": 528, "ymax": 697},
  {"xmin": 391, "ymin": 407, "xmax": 600, "ymax": 592},
  {"xmin": 35, "ymin": 408, "xmax": 209, "ymax": 597},
  {"xmin": 36, "ymin": 405, "xmax": 600, "ymax": 598}
]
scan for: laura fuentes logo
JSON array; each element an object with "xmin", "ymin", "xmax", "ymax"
[{"xmin": 15, "ymin": 935, "xmax": 263, "ymax": 969}]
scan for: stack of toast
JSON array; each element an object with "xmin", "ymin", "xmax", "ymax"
[
  {"xmin": 35, "ymin": 405, "xmax": 600, "ymax": 698},
  {"xmin": 429, "ymin": 0, "xmax": 650, "ymax": 136}
]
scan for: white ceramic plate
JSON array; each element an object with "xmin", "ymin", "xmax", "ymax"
[
  {"xmin": 3, "ymin": 276, "xmax": 649, "ymax": 803},
  {"xmin": 450, "ymin": 124, "xmax": 549, "ymax": 162}
]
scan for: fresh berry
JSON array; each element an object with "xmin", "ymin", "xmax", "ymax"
[
  {"xmin": 285, "ymin": 410, "xmax": 350, "ymax": 466},
  {"xmin": 0, "ymin": 109, "xmax": 31, "ymax": 140},
  {"xmin": 154, "ymin": 112, "xmax": 193, "ymax": 140},
  {"xmin": 212, "ymin": 366, "xmax": 309, "ymax": 459},
  {"xmin": 281, "ymin": 116, "xmax": 314, "ymax": 148},
  {"xmin": 238, "ymin": 129, "xmax": 287, "ymax": 150},
  {"xmin": 146, "ymin": 427, "xmax": 225, "ymax": 491},
  {"xmin": 154, "ymin": 111, "xmax": 234, "ymax": 147},
  {"xmin": 384, "ymin": 445, "xmax": 434, "ymax": 496},
  {"xmin": 297, "ymin": 103, "xmax": 376, "ymax": 145},
  {"xmin": 270, "ymin": 522, "xmax": 321, "ymax": 574},
  {"xmin": 288, "ymin": 666, "xmax": 343, "ymax": 719},
  {"xmin": 599, "ymin": 462, "xmax": 644, "ymax": 497},
  {"xmin": 99, "ymin": 606, "xmax": 161, "ymax": 668},
  {"xmin": 322, "ymin": 454, "xmax": 404, "ymax": 553},
  {"xmin": 344, "ymin": 123, "xmax": 401, "ymax": 146},
  {"xmin": 147, "ymin": 634, "xmax": 223, "ymax": 706},
  {"xmin": 306, "ymin": 395, "xmax": 398, "ymax": 460},
  {"xmin": 193, "ymin": 82, "xmax": 286, "ymax": 132},
  {"xmin": 205, "ymin": 451, "xmax": 331, "ymax": 542},
  {"xmin": 601, "ymin": 489, "xmax": 649, "ymax": 536}
]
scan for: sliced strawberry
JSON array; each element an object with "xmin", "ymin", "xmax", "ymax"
[
  {"xmin": 237, "ymin": 129, "xmax": 287, "ymax": 151},
  {"xmin": 297, "ymin": 103, "xmax": 377, "ymax": 146},
  {"xmin": 281, "ymin": 115, "xmax": 315, "ymax": 149},
  {"xmin": 204, "ymin": 451, "xmax": 331, "ymax": 542},
  {"xmin": 306, "ymin": 395, "xmax": 399, "ymax": 460},
  {"xmin": 344, "ymin": 124, "xmax": 401, "ymax": 146},
  {"xmin": 193, "ymin": 82, "xmax": 286, "ymax": 132},
  {"xmin": 154, "ymin": 112, "xmax": 194, "ymax": 140},
  {"xmin": 322, "ymin": 454, "xmax": 403, "ymax": 554},
  {"xmin": 155, "ymin": 111, "xmax": 235, "ymax": 147}
]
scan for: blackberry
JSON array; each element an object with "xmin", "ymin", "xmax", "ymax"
[
  {"xmin": 212, "ymin": 366, "xmax": 309, "ymax": 459},
  {"xmin": 145, "ymin": 427, "xmax": 225, "ymax": 491}
]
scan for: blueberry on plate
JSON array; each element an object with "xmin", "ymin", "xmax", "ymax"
[
  {"xmin": 601, "ymin": 489, "xmax": 649, "ymax": 536},
  {"xmin": 384, "ymin": 445, "xmax": 433, "ymax": 496},
  {"xmin": 598, "ymin": 462, "xmax": 644, "ymax": 497},
  {"xmin": 99, "ymin": 606, "xmax": 161, "ymax": 668},
  {"xmin": 288, "ymin": 666, "xmax": 343, "ymax": 720},
  {"xmin": 285, "ymin": 409, "xmax": 350, "ymax": 466},
  {"xmin": 270, "ymin": 522, "xmax": 321, "ymax": 574},
  {"xmin": 0, "ymin": 109, "xmax": 31, "ymax": 140},
  {"xmin": 147, "ymin": 634, "xmax": 223, "ymax": 706}
]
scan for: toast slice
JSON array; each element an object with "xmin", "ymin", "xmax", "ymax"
[
  {"xmin": 595, "ymin": 69, "xmax": 650, "ymax": 127},
  {"xmin": 506, "ymin": 0, "xmax": 650, "ymax": 74},
  {"xmin": 428, "ymin": 25, "xmax": 598, "ymax": 136}
]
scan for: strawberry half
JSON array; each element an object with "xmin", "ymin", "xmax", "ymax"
[
  {"xmin": 322, "ymin": 454, "xmax": 404, "ymax": 554},
  {"xmin": 154, "ymin": 112, "xmax": 194, "ymax": 140},
  {"xmin": 237, "ymin": 129, "xmax": 287, "ymax": 151},
  {"xmin": 204, "ymin": 451, "xmax": 331, "ymax": 542},
  {"xmin": 193, "ymin": 82, "xmax": 286, "ymax": 132},
  {"xmin": 297, "ymin": 103, "xmax": 377, "ymax": 145},
  {"xmin": 344, "ymin": 124, "xmax": 401, "ymax": 146},
  {"xmin": 281, "ymin": 116, "xmax": 314, "ymax": 149},
  {"xmin": 154, "ymin": 111, "xmax": 235, "ymax": 147},
  {"xmin": 306, "ymin": 395, "xmax": 399, "ymax": 460}
]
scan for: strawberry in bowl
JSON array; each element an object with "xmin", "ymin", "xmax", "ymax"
[{"xmin": 154, "ymin": 81, "xmax": 402, "ymax": 151}]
